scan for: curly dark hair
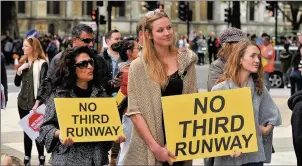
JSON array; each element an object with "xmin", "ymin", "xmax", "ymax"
[
  {"xmin": 111, "ymin": 37, "xmax": 136, "ymax": 61},
  {"xmin": 53, "ymin": 46, "xmax": 103, "ymax": 90}
]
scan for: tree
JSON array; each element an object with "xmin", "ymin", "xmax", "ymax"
[
  {"xmin": 277, "ymin": 2, "xmax": 302, "ymax": 34},
  {"xmin": 1, "ymin": 2, "xmax": 19, "ymax": 38}
]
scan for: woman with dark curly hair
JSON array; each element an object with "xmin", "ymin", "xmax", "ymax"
[{"xmin": 37, "ymin": 46, "xmax": 124, "ymax": 165}]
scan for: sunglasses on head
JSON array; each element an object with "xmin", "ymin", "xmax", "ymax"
[
  {"xmin": 77, "ymin": 37, "xmax": 95, "ymax": 44},
  {"xmin": 145, "ymin": 9, "xmax": 167, "ymax": 18},
  {"xmin": 74, "ymin": 58, "xmax": 94, "ymax": 69}
]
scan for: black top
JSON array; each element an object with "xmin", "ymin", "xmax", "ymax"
[
  {"xmin": 161, "ymin": 71, "xmax": 183, "ymax": 96},
  {"xmin": 161, "ymin": 70, "xmax": 184, "ymax": 166},
  {"xmin": 73, "ymin": 85, "xmax": 92, "ymax": 98}
]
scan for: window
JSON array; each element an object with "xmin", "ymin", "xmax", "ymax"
[
  {"xmin": 207, "ymin": 1, "xmax": 213, "ymax": 20},
  {"xmin": 249, "ymin": 1, "xmax": 255, "ymax": 21},
  {"xmin": 18, "ymin": 1, "xmax": 26, "ymax": 13},
  {"xmin": 112, "ymin": 2, "xmax": 126, "ymax": 18},
  {"xmin": 86, "ymin": 1, "xmax": 93, "ymax": 15},
  {"xmin": 47, "ymin": 1, "xmax": 60, "ymax": 15},
  {"xmin": 82, "ymin": 1, "xmax": 93, "ymax": 16}
]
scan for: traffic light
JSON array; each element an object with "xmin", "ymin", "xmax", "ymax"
[
  {"xmin": 178, "ymin": 1, "xmax": 187, "ymax": 21},
  {"xmin": 91, "ymin": 10, "xmax": 98, "ymax": 23},
  {"xmin": 178, "ymin": 1, "xmax": 192, "ymax": 22},
  {"xmin": 144, "ymin": 1, "xmax": 158, "ymax": 11},
  {"xmin": 99, "ymin": 15, "xmax": 106, "ymax": 25},
  {"xmin": 266, "ymin": 2, "xmax": 277, "ymax": 17},
  {"xmin": 224, "ymin": 8, "xmax": 231, "ymax": 23}
]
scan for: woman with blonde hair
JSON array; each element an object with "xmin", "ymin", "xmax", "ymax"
[
  {"xmin": 212, "ymin": 40, "xmax": 281, "ymax": 166},
  {"xmin": 121, "ymin": 9, "xmax": 197, "ymax": 166},
  {"xmin": 14, "ymin": 37, "xmax": 48, "ymax": 166}
]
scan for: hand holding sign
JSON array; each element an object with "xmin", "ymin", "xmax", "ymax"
[
  {"xmin": 57, "ymin": 130, "xmax": 74, "ymax": 146},
  {"xmin": 151, "ymin": 145, "xmax": 176, "ymax": 165}
]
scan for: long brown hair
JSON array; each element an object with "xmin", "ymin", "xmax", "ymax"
[
  {"xmin": 217, "ymin": 42, "xmax": 237, "ymax": 58},
  {"xmin": 142, "ymin": 9, "xmax": 178, "ymax": 88},
  {"xmin": 21, "ymin": 37, "xmax": 47, "ymax": 62},
  {"xmin": 217, "ymin": 40, "xmax": 265, "ymax": 95}
]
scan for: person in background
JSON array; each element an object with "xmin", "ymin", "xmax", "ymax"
[
  {"xmin": 259, "ymin": 35, "xmax": 275, "ymax": 91},
  {"xmin": 35, "ymin": 24, "xmax": 116, "ymax": 109},
  {"xmin": 196, "ymin": 32, "xmax": 207, "ymax": 65},
  {"xmin": 1, "ymin": 52, "xmax": 8, "ymax": 107},
  {"xmin": 177, "ymin": 34, "xmax": 187, "ymax": 51},
  {"xmin": 212, "ymin": 40, "xmax": 281, "ymax": 166},
  {"xmin": 14, "ymin": 37, "xmax": 48, "ymax": 166},
  {"xmin": 111, "ymin": 38, "xmax": 140, "ymax": 165},
  {"xmin": 208, "ymin": 32, "xmax": 218, "ymax": 64},
  {"xmin": 37, "ymin": 46, "xmax": 125, "ymax": 166},
  {"xmin": 280, "ymin": 42, "xmax": 294, "ymax": 88},
  {"xmin": 288, "ymin": 89, "xmax": 302, "ymax": 165},
  {"xmin": 136, "ymin": 19, "xmax": 144, "ymax": 50},
  {"xmin": 122, "ymin": 9, "xmax": 198, "ymax": 166},
  {"xmin": 207, "ymin": 27, "xmax": 247, "ymax": 91},
  {"xmin": 289, "ymin": 46, "xmax": 302, "ymax": 96}
]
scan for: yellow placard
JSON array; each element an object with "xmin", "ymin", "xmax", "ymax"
[
  {"xmin": 162, "ymin": 88, "xmax": 258, "ymax": 161},
  {"xmin": 115, "ymin": 90, "xmax": 125, "ymax": 105},
  {"xmin": 54, "ymin": 98, "xmax": 123, "ymax": 142},
  {"xmin": 261, "ymin": 57, "xmax": 268, "ymax": 67}
]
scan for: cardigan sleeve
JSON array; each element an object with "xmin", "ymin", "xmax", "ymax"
[
  {"xmin": 259, "ymin": 88, "xmax": 282, "ymax": 126},
  {"xmin": 125, "ymin": 65, "xmax": 141, "ymax": 116},
  {"xmin": 37, "ymin": 94, "xmax": 62, "ymax": 153}
]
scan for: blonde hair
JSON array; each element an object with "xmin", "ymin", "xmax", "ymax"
[
  {"xmin": 142, "ymin": 9, "xmax": 178, "ymax": 88},
  {"xmin": 217, "ymin": 40, "xmax": 265, "ymax": 95},
  {"xmin": 23, "ymin": 37, "xmax": 47, "ymax": 62}
]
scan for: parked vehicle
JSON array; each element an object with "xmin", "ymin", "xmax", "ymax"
[{"xmin": 269, "ymin": 45, "xmax": 298, "ymax": 88}]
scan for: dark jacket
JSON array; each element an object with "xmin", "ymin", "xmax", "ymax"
[
  {"xmin": 288, "ymin": 90, "xmax": 302, "ymax": 166},
  {"xmin": 1, "ymin": 53, "xmax": 8, "ymax": 105},
  {"xmin": 37, "ymin": 86, "xmax": 112, "ymax": 166},
  {"xmin": 207, "ymin": 57, "xmax": 227, "ymax": 91},
  {"xmin": 14, "ymin": 61, "xmax": 48, "ymax": 110},
  {"xmin": 102, "ymin": 50, "xmax": 121, "ymax": 94}
]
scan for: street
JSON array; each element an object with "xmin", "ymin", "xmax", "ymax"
[{"xmin": 1, "ymin": 65, "xmax": 296, "ymax": 165}]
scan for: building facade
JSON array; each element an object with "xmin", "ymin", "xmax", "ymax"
[{"xmin": 16, "ymin": 1, "xmax": 294, "ymax": 38}]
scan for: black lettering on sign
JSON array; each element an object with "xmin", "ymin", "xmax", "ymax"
[
  {"xmin": 230, "ymin": 135, "xmax": 242, "ymax": 150},
  {"xmin": 101, "ymin": 114, "xmax": 109, "ymax": 123},
  {"xmin": 214, "ymin": 136, "xmax": 231, "ymax": 151},
  {"xmin": 112, "ymin": 126, "xmax": 120, "ymax": 135},
  {"xmin": 189, "ymin": 140, "xmax": 200, "ymax": 155},
  {"xmin": 66, "ymin": 128, "xmax": 75, "ymax": 137},
  {"xmin": 210, "ymin": 96, "xmax": 225, "ymax": 113},
  {"xmin": 193, "ymin": 119, "xmax": 207, "ymax": 136},
  {"xmin": 231, "ymin": 115, "xmax": 244, "ymax": 132},
  {"xmin": 179, "ymin": 120, "xmax": 192, "ymax": 138},
  {"xmin": 79, "ymin": 102, "xmax": 97, "ymax": 112},
  {"xmin": 215, "ymin": 117, "xmax": 229, "ymax": 134},
  {"xmin": 201, "ymin": 139, "xmax": 213, "ymax": 153},
  {"xmin": 71, "ymin": 115, "xmax": 79, "ymax": 124},
  {"xmin": 194, "ymin": 97, "xmax": 208, "ymax": 114},
  {"xmin": 175, "ymin": 142, "xmax": 187, "ymax": 156},
  {"xmin": 242, "ymin": 134, "xmax": 253, "ymax": 148}
]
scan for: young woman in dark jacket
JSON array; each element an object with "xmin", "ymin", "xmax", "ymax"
[
  {"xmin": 289, "ymin": 46, "xmax": 302, "ymax": 96},
  {"xmin": 14, "ymin": 37, "xmax": 48, "ymax": 166},
  {"xmin": 37, "ymin": 46, "xmax": 124, "ymax": 166},
  {"xmin": 288, "ymin": 90, "xmax": 302, "ymax": 165}
]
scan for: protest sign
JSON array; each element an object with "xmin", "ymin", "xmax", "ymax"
[
  {"xmin": 162, "ymin": 88, "xmax": 258, "ymax": 161},
  {"xmin": 19, "ymin": 104, "xmax": 46, "ymax": 140},
  {"xmin": 54, "ymin": 98, "xmax": 123, "ymax": 142}
]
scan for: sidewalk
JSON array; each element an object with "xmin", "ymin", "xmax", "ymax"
[{"xmin": 1, "ymin": 89, "xmax": 295, "ymax": 165}]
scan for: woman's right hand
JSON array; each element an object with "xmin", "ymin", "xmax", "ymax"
[
  {"xmin": 151, "ymin": 145, "xmax": 176, "ymax": 165},
  {"xmin": 18, "ymin": 62, "xmax": 30, "ymax": 71},
  {"xmin": 56, "ymin": 130, "xmax": 74, "ymax": 146}
]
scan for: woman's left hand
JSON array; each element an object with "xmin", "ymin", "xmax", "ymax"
[
  {"xmin": 115, "ymin": 135, "xmax": 126, "ymax": 143},
  {"xmin": 259, "ymin": 124, "xmax": 273, "ymax": 136},
  {"xmin": 230, "ymin": 151, "xmax": 242, "ymax": 158},
  {"xmin": 31, "ymin": 101, "xmax": 40, "ymax": 113}
]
